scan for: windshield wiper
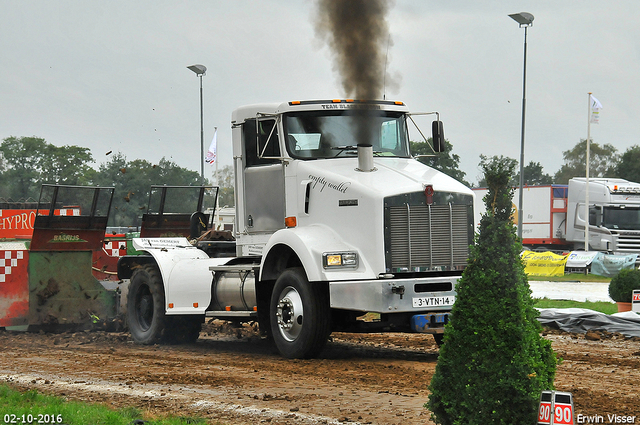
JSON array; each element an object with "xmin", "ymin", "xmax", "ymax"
[
  {"xmin": 331, "ymin": 145, "xmax": 358, "ymax": 157},
  {"xmin": 331, "ymin": 145, "xmax": 387, "ymax": 157}
]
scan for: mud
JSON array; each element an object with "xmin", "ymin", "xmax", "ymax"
[{"xmin": 1, "ymin": 322, "xmax": 639, "ymax": 424}]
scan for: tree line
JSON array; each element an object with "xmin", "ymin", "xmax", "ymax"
[
  {"xmin": 3, "ymin": 135, "xmax": 638, "ymax": 226},
  {"xmin": 0, "ymin": 136, "xmax": 201, "ymax": 227},
  {"xmin": 411, "ymin": 138, "xmax": 639, "ymax": 188}
]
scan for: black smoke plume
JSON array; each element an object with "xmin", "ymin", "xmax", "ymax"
[{"xmin": 315, "ymin": 0, "xmax": 395, "ymax": 100}]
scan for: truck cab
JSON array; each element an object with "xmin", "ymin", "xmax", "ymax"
[
  {"xmin": 232, "ymin": 100, "xmax": 472, "ymax": 276},
  {"xmin": 567, "ymin": 177, "xmax": 640, "ymax": 254}
]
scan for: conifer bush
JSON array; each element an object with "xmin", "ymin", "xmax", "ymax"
[
  {"xmin": 609, "ymin": 268, "xmax": 640, "ymax": 303},
  {"xmin": 427, "ymin": 156, "xmax": 556, "ymax": 425}
]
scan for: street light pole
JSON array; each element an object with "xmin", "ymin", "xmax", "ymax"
[
  {"xmin": 187, "ymin": 64, "xmax": 207, "ymax": 183},
  {"xmin": 509, "ymin": 12, "xmax": 534, "ymax": 240}
]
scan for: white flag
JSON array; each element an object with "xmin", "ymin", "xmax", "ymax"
[
  {"xmin": 590, "ymin": 94, "xmax": 602, "ymax": 124},
  {"xmin": 206, "ymin": 129, "xmax": 217, "ymax": 164}
]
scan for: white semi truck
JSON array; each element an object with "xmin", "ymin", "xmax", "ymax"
[
  {"xmin": 118, "ymin": 99, "xmax": 475, "ymax": 358},
  {"xmin": 473, "ymin": 177, "xmax": 640, "ymax": 256}
]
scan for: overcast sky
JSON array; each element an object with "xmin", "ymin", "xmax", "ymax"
[{"xmin": 2, "ymin": 1, "xmax": 638, "ymax": 186}]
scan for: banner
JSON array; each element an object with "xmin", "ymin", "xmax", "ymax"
[
  {"xmin": 590, "ymin": 252, "xmax": 637, "ymax": 278},
  {"xmin": 0, "ymin": 209, "xmax": 37, "ymax": 238},
  {"xmin": 521, "ymin": 251, "xmax": 568, "ymax": 277},
  {"xmin": 566, "ymin": 251, "xmax": 599, "ymax": 268},
  {"xmin": 0, "ymin": 208, "xmax": 81, "ymax": 239}
]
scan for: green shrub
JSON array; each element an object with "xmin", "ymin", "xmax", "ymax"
[
  {"xmin": 427, "ymin": 155, "xmax": 557, "ymax": 425},
  {"xmin": 609, "ymin": 268, "xmax": 640, "ymax": 302}
]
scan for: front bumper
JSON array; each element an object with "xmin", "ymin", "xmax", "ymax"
[{"xmin": 328, "ymin": 276, "xmax": 459, "ymax": 314}]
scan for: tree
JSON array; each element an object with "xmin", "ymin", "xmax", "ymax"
[
  {"xmin": 410, "ymin": 139, "xmax": 470, "ymax": 186},
  {"xmin": 41, "ymin": 144, "xmax": 95, "ymax": 186},
  {"xmin": 513, "ymin": 161, "xmax": 553, "ymax": 186},
  {"xmin": 0, "ymin": 136, "xmax": 48, "ymax": 200},
  {"xmin": 616, "ymin": 145, "xmax": 640, "ymax": 183},
  {"xmin": 93, "ymin": 153, "xmax": 142, "ymax": 227},
  {"xmin": 554, "ymin": 139, "xmax": 619, "ymax": 184},
  {"xmin": 475, "ymin": 155, "xmax": 517, "ymax": 188},
  {"xmin": 213, "ymin": 165, "xmax": 235, "ymax": 207},
  {"xmin": 93, "ymin": 153, "xmax": 200, "ymax": 227},
  {"xmin": 427, "ymin": 155, "xmax": 556, "ymax": 425},
  {"xmin": 477, "ymin": 158, "xmax": 552, "ymax": 188},
  {"xmin": 151, "ymin": 157, "xmax": 201, "ymax": 187},
  {"xmin": 0, "ymin": 136, "xmax": 95, "ymax": 201}
]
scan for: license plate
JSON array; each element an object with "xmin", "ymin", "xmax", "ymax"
[{"xmin": 412, "ymin": 296, "xmax": 455, "ymax": 308}]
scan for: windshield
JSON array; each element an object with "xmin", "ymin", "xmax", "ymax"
[
  {"xmin": 283, "ymin": 110, "xmax": 410, "ymax": 159},
  {"xmin": 602, "ymin": 206, "xmax": 640, "ymax": 230}
]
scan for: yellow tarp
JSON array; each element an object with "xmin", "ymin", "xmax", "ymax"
[{"xmin": 520, "ymin": 251, "xmax": 568, "ymax": 277}]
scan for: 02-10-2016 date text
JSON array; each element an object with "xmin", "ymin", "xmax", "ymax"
[{"xmin": 3, "ymin": 414, "xmax": 63, "ymax": 424}]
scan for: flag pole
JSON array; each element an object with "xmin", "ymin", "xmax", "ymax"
[
  {"xmin": 199, "ymin": 73, "xmax": 205, "ymax": 183},
  {"xmin": 585, "ymin": 92, "xmax": 591, "ymax": 251}
]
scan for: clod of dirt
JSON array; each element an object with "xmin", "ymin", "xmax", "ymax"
[{"xmin": 585, "ymin": 331, "xmax": 601, "ymax": 341}]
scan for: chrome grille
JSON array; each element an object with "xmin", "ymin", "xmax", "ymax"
[
  {"xmin": 385, "ymin": 195, "xmax": 472, "ymax": 273},
  {"xmin": 612, "ymin": 231, "xmax": 640, "ymax": 254}
]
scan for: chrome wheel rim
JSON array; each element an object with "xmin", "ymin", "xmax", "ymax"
[{"xmin": 275, "ymin": 286, "xmax": 304, "ymax": 342}]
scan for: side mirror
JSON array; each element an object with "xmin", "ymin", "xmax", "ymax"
[{"xmin": 432, "ymin": 121, "xmax": 445, "ymax": 153}]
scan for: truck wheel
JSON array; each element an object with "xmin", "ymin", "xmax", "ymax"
[
  {"xmin": 128, "ymin": 264, "xmax": 166, "ymax": 344},
  {"xmin": 270, "ymin": 268, "xmax": 330, "ymax": 359}
]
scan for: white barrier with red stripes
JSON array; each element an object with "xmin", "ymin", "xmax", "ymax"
[
  {"xmin": 0, "ymin": 242, "xmax": 28, "ymax": 283},
  {"xmin": 104, "ymin": 240, "xmax": 127, "ymax": 257},
  {"xmin": 57, "ymin": 208, "xmax": 80, "ymax": 216}
]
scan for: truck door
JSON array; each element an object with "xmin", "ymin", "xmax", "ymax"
[{"xmin": 242, "ymin": 117, "xmax": 285, "ymax": 233}]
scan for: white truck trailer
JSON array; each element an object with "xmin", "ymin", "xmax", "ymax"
[
  {"xmin": 118, "ymin": 99, "xmax": 475, "ymax": 358},
  {"xmin": 473, "ymin": 177, "xmax": 640, "ymax": 256}
]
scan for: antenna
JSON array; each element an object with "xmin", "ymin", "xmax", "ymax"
[{"xmin": 383, "ymin": 33, "xmax": 390, "ymax": 100}]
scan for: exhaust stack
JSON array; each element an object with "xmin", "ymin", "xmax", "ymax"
[{"xmin": 356, "ymin": 144, "xmax": 376, "ymax": 172}]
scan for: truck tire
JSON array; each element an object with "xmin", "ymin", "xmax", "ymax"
[
  {"xmin": 270, "ymin": 268, "xmax": 330, "ymax": 359},
  {"xmin": 128, "ymin": 264, "xmax": 166, "ymax": 344}
]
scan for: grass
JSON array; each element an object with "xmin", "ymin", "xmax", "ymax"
[
  {"xmin": 0, "ymin": 384, "xmax": 216, "ymax": 425},
  {"xmin": 528, "ymin": 273, "xmax": 619, "ymax": 314},
  {"xmin": 532, "ymin": 297, "xmax": 618, "ymax": 315},
  {"xmin": 528, "ymin": 273, "xmax": 617, "ymax": 314}
]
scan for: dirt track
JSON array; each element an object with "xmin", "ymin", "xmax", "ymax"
[{"xmin": 1, "ymin": 322, "xmax": 639, "ymax": 424}]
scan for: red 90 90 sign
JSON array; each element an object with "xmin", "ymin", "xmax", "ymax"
[
  {"xmin": 553, "ymin": 403, "xmax": 574, "ymax": 425},
  {"xmin": 538, "ymin": 391, "xmax": 574, "ymax": 425}
]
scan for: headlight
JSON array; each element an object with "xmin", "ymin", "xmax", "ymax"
[{"xmin": 323, "ymin": 252, "xmax": 358, "ymax": 268}]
